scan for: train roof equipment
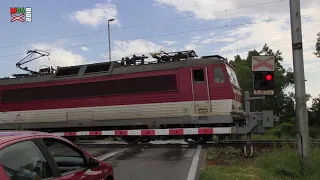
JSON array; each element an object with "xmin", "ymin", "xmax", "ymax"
[
  {"xmin": 12, "ymin": 49, "xmax": 56, "ymax": 78},
  {"xmin": 0, "ymin": 50, "xmax": 227, "ymax": 85}
]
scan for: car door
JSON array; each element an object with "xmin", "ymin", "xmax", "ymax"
[
  {"xmin": 39, "ymin": 138, "xmax": 106, "ymax": 180},
  {"xmin": 0, "ymin": 140, "xmax": 60, "ymax": 180}
]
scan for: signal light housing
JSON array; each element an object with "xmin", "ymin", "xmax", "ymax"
[{"xmin": 253, "ymin": 71, "xmax": 275, "ymax": 92}]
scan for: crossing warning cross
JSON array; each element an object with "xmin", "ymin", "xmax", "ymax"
[
  {"xmin": 251, "ymin": 56, "xmax": 275, "ymax": 72},
  {"xmin": 11, "ymin": 14, "xmax": 25, "ymax": 22}
]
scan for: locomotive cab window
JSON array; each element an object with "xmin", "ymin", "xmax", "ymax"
[
  {"xmin": 193, "ymin": 69, "xmax": 204, "ymax": 82},
  {"xmin": 214, "ymin": 67, "xmax": 226, "ymax": 83}
]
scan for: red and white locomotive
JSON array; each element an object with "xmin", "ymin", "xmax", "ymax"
[{"xmin": 0, "ymin": 50, "xmax": 244, "ymax": 144}]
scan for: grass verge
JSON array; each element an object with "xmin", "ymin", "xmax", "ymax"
[{"xmin": 201, "ymin": 146, "xmax": 320, "ymax": 180}]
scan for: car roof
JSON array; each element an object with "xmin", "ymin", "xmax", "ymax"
[
  {"xmin": 0, "ymin": 130, "xmax": 48, "ymax": 137},
  {"xmin": 0, "ymin": 130, "xmax": 53, "ymax": 147},
  {"xmin": 0, "ymin": 130, "xmax": 92, "ymax": 159}
]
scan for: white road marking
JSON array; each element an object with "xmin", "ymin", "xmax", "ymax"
[
  {"xmin": 77, "ymin": 140, "xmax": 188, "ymax": 145},
  {"xmin": 97, "ymin": 148, "xmax": 129, "ymax": 161},
  {"xmin": 151, "ymin": 140, "xmax": 187, "ymax": 145},
  {"xmin": 78, "ymin": 141, "xmax": 125, "ymax": 145},
  {"xmin": 186, "ymin": 145, "xmax": 202, "ymax": 180}
]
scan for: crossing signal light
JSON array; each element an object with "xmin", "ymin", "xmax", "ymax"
[
  {"xmin": 253, "ymin": 71, "xmax": 275, "ymax": 92},
  {"xmin": 265, "ymin": 74, "xmax": 273, "ymax": 81}
]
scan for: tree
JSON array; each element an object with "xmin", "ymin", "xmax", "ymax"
[
  {"xmin": 309, "ymin": 94, "xmax": 320, "ymax": 126},
  {"xmin": 314, "ymin": 32, "xmax": 320, "ymax": 58},
  {"xmin": 307, "ymin": 94, "xmax": 320, "ymax": 138},
  {"xmin": 234, "ymin": 55, "xmax": 242, "ymax": 62}
]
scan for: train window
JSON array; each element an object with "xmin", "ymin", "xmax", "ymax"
[
  {"xmin": 213, "ymin": 67, "xmax": 226, "ymax": 83},
  {"xmin": 55, "ymin": 66, "xmax": 81, "ymax": 77},
  {"xmin": 225, "ymin": 65, "xmax": 240, "ymax": 87},
  {"xmin": 1, "ymin": 74, "xmax": 178, "ymax": 103},
  {"xmin": 84, "ymin": 63, "xmax": 111, "ymax": 74},
  {"xmin": 193, "ymin": 69, "xmax": 204, "ymax": 82}
]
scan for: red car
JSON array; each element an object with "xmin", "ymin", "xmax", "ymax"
[{"xmin": 0, "ymin": 131, "xmax": 114, "ymax": 180}]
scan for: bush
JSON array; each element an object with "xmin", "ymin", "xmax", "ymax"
[{"xmin": 309, "ymin": 126, "xmax": 320, "ymax": 139}]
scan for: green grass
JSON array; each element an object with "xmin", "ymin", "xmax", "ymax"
[{"xmin": 201, "ymin": 146, "xmax": 320, "ymax": 180}]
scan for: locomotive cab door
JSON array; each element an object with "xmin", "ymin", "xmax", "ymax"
[{"xmin": 190, "ymin": 67, "xmax": 211, "ymax": 114}]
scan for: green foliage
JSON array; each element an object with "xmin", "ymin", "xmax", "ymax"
[
  {"xmin": 277, "ymin": 122, "xmax": 297, "ymax": 137},
  {"xmin": 314, "ymin": 32, "xmax": 320, "ymax": 58},
  {"xmin": 256, "ymin": 120, "xmax": 297, "ymax": 140},
  {"xmin": 309, "ymin": 95, "xmax": 320, "ymax": 123},
  {"xmin": 308, "ymin": 95, "xmax": 320, "ymax": 137}
]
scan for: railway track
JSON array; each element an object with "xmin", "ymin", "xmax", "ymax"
[
  {"xmin": 76, "ymin": 140, "xmax": 320, "ymax": 149},
  {"xmin": 77, "ymin": 140, "xmax": 320, "ymax": 159}
]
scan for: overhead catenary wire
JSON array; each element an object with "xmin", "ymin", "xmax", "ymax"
[
  {"xmin": 198, "ymin": 39, "xmax": 315, "ymax": 55},
  {"xmin": 110, "ymin": 0, "xmax": 288, "ymax": 30},
  {"xmin": 107, "ymin": 39, "xmax": 317, "ymax": 63},
  {"xmin": 14, "ymin": 39, "xmax": 316, "ymax": 64},
  {"xmin": 114, "ymin": 13, "xmax": 320, "ymax": 43},
  {"xmin": 54, "ymin": 39, "xmax": 315, "ymax": 65},
  {"xmin": 0, "ymin": 0, "xmax": 288, "ymax": 50},
  {"xmin": 194, "ymin": 24, "xmax": 318, "ymax": 47},
  {"xmin": 101, "ymin": 27, "xmax": 314, "ymax": 59},
  {"xmin": 114, "ymin": 39, "xmax": 317, "ymax": 62},
  {"xmin": 0, "ymin": 12, "xmax": 319, "ymax": 59}
]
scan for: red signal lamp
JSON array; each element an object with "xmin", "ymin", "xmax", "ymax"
[{"xmin": 265, "ymin": 74, "xmax": 273, "ymax": 81}]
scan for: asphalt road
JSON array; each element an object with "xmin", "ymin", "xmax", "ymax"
[{"xmin": 80, "ymin": 141, "xmax": 205, "ymax": 180}]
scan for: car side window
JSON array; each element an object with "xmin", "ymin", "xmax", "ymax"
[
  {"xmin": 42, "ymin": 138, "xmax": 86, "ymax": 175},
  {"xmin": 0, "ymin": 140, "xmax": 54, "ymax": 180}
]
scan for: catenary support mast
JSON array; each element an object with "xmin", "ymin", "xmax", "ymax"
[{"xmin": 289, "ymin": 0, "xmax": 310, "ymax": 159}]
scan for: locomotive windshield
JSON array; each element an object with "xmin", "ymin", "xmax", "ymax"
[{"xmin": 225, "ymin": 65, "xmax": 239, "ymax": 87}]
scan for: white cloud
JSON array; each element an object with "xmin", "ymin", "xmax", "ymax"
[
  {"xmin": 184, "ymin": 44, "xmax": 197, "ymax": 51},
  {"xmin": 28, "ymin": 42, "xmax": 86, "ymax": 69},
  {"xmin": 69, "ymin": 1, "xmax": 119, "ymax": 27},
  {"xmin": 81, "ymin": 46, "xmax": 89, "ymax": 51},
  {"xmin": 162, "ymin": 40, "xmax": 179, "ymax": 45},
  {"xmin": 217, "ymin": 13, "xmax": 320, "ymax": 63},
  {"xmin": 201, "ymin": 37, "xmax": 236, "ymax": 45},
  {"xmin": 107, "ymin": 39, "xmax": 164, "ymax": 61},
  {"xmin": 154, "ymin": 0, "xmax": 319, "ymax": 20}
]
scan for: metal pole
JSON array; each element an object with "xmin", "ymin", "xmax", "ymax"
[
  {"xmin": 245, "ymin": 91, "xmax": 251, "ymax": 144},
  {"xmin": 289, "ymin": 0, "xmax": 310, "ymax": 159},
  {"xmin": 108, "ymin": 21, "xmax": 112, "ymax": 62}
]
